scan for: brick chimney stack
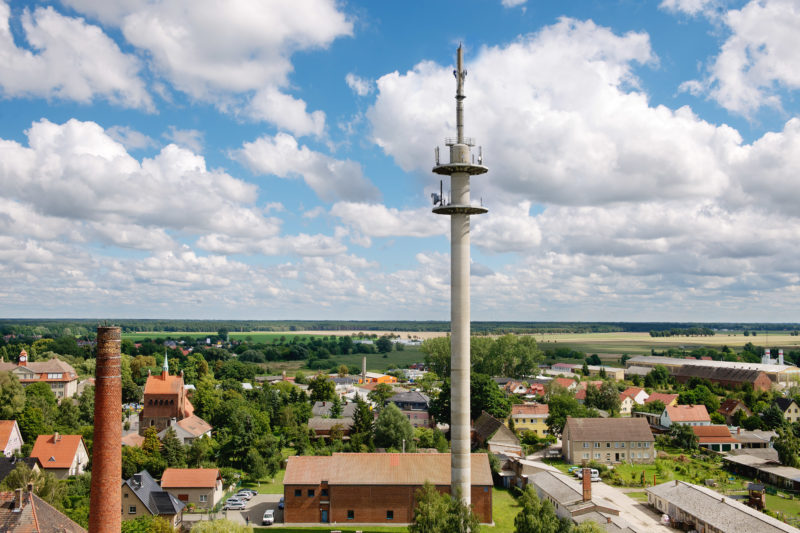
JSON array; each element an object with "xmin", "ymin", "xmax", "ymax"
[
  {"xmin": 89, "ymin": 326, "xmax": 121, "ymax": 533},
  {"xmin": 582, "ymin": 468, "xmax": 592, "ymax": 502}
]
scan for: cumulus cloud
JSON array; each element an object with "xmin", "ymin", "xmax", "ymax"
[
  {"xmin": 106, "ymin": 126, "xmax": 156, "ymax": 150},
  {"xmin": 0, "ymin": 118, "xmax": 280, "ymax": 246},
  {"xmin": 330, "ymin": 203, "xmax": 446, "ymax": 238},
  {"xmin": 659, "ymin": 0, "xmax": 721, "ymax": 17},
  {"xmin": 683, "ymin": 0, "xmax": 800, "ymax": 115},
  {"xmin": 63, "ymin": 0, "xmax": 351, "ymax": 133},
  {"xmin": 0, "ymin": 2, "xmax": 151, "ymax": 109},
  {"xmin": 502, "ymin": 0, "xmax": 527, "ymax": 7},
  {"xmin": 345, "ymin": 73, "xmax": 373, "ymax": 96},
  {"xmin": 163, "ymin": 126, "xmax": 204, "ymax": 153},
  {"xmin": 233, "ymin": 133, "xmax": 381, "ymax": 203}
]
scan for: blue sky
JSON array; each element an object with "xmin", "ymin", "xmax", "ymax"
[{"xmin": 2, "ymin": 0, "xmax": 800, "ymax": 321}]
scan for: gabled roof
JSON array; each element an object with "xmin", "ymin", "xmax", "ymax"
[
  {"xmin": 121, "ymin": 433, "xmax": 145, "ymax": 447},
  {"xmin": 312, "ymin": 401, "xmax": 358, "ymax": 418},
  {"xmin": 30, "ymin": 434, "xmax": 84, "ymax": 469},
  {"xmin": 143, "ymin": 372, "xmax": 184, "ymax": 395},
  {"xmin": 718, "ymin": 398, "xmax": 751, "ymax": 416},
  {"xmin": 673, "ymin": 365, "xmax": 767, "ymax": 383},
  {"xmin": 665, "ymin": 404, "xmax": 710, "ymax": 423},
  {"xmin": 775, "ymin": 397, "xmax": 798, "ymax": 412},
  {"xmin": 389, "ymin": 390, "xmax": 430, "ymax": 405},
  {"xmin": 692, "ymin": 425, "xmax": 739, "ymax": 444},
  {"xmin": 553, "ymin": 377, "xmax": 576, "ymax": 388},
  {"xmin": 622, "ymin": 387, "xmax": 646, "ymax": 398},
  {"xmin": 0, "ymin": 490, "xmax": 87, "ymax": 532},
  {"xmin": 307, "ymin": 417, "xmax": 354, "ymax": 431},
  {"xmin": 563, "ymin": 417, "xmax": 654, "ymax": 442},
  {"xmin": 284, "ymin": 453, "xmax": 492, "ymax": 486},
  {"xmin": 124, "ymin": 470, "xmax": 185, "ymax": 516},
  {"xmin": 175, "ymin": 415, "xmax": 212, "ymax": 437},
  {"xmin": 645, "ymin": 393, "xmax": 678, "ymax": 405},
  {"xmin": 472, "ymin": 411, "xmax": 512, "ymax": 443},
  {"xmin": 511, "ymin": 403, "xmax": 549, "ymax": 416},
  {"xmin": 0, "ymin": 420, "xmax": 21, "ymax": 451},
  {"xmin": 161, "ymin": 468, "xmax": 220, "ymax": 489}
]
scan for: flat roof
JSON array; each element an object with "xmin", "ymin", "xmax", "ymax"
[{"xmin": 626, "ymin": 356, "xmax": 800, "ymax": 374}]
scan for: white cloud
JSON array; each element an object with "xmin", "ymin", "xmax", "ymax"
[
  {"xmin": 0, "ymin": 118, "xmax": 279, "ymax": 247},
  {"xmin": 63, "ymin": 0, "xmax": 352, "ymax": 133},
  {"xmin": 163, "ymin": 126, "xmax": 204, "ymax": 153},
  {"xmin": 0, "ymin": 2, "xmax": 151, "ymax": 109},
  {"xmin": 345, "ymin": 73, "xmax": 373, "ymax": 96},
  {"xmin": 472, "ymin": 202, "xmax": 541, "ymax": 254},
  {"xmin": 330, "ymin": 202, "xmax": 446, "ymax": 238},
  {"xmin": 659, "ymin": 0, "xmax": 721, "ymax": 16},
  {"xmin": 106, "ymin": 126, "xmax": 156, "ymax": 150},
  {"xmin": 196, "ymin": 232, "xmax": 346, "ymax": 257},
  {"xmin": 694, "ymin": 0, "xmax": 800, "ymax": 115},
  {"xmin": 233, "ymin": 133, "xmax": 380, "ymax": 203},
  {"xmin": 502, "ymin": 0, "xmax": 527, "ymax": 7}
]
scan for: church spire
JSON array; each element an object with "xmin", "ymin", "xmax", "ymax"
[{"xmin": 162, "ymin": 349, "xmax": 169, "ymax": 377}]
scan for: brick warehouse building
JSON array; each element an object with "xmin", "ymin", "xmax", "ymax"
[{"xmin": 283, "ymin": 453, "xmax": 493, "ymax": 524}]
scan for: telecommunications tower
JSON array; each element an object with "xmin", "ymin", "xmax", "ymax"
[{"xmin": 431, "ymin": 45, "xmax": 488, "ymax": 504}]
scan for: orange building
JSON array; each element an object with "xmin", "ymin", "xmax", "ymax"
[
  {"xmin": 362, "ymin": 372, "xmax": 397, "ymax": 384},
  {"xmin": 139, "ymin": 355, "xmax": 195, "ymax": 435}
]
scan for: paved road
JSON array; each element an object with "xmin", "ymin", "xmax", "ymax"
[{"xmin": 226, "ymin": 493, "xmax": 283, "ymax": 526}]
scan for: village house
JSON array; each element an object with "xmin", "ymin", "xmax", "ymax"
[
  {"xmin": 618, "ymin": 393, "xmax": 636, "ymax": 416},
  {"xmin": 717, "ymin": 398, "xmax": 752, "ymax": 425},
  {"xmin": 283, "ymin": 453, "xmax": 493, "ymax": 524},
  {"xmin": 156, "ymin": 415, "xmax": 212, "ymax": 446},
  {"xmin": 644, "ymin": 392, "xmax": 678, "ymax": 407},
  {"xmin": 2, "ymin": 350, "xmax": 79, "ymax": 399},
  {"xmin": 691, "ymin": 425, "xmax": 741, "ymax": 452},
  {"xmin": 0, "ymin": 420, "xmax": 23, "ymax": 457},
  {"xmin": 160, "ymin": 468, "xmax": 223, "ymax": 510},
  {"xmin": 29, "ymin": 433, "xmax": 89, "ymax": 479},
  {"xmin": 472, "ymin": 411, "xmax": 522, "ymax": 458},
  {"xmin": 312, "ymin": 400, "xmax": 357, "ymax": 418},
  {"xmin": 621, "ymin": 387, "xmax": 648, "ymax": 405},
  {"xmin": 660, "ymin": 404, "xmax": 710, "ymax": 428},
  {"xmin": 122, "ymin": 470, "xmax": 184, "ymax": 527},
  {"xmin": 646, "ymin": 480, "xmax": 797, "ymax": 533},
  {"xmin": 775, "ymin": 397, "xmax": 800, "ymax": 423},
  {"xmin": 307, "ymin": 417, "xmax": 354, "ymax": 439},
  {"xmin": 562, "ymin": 417, "xmax": 655, "ymax": 465},
  {"xmin": 508, "ymin": 403, "xmax": 549, "ymax": 437},
  {"xmin": 673, "ymin": 366, "xmax": 772, "ymax": 392},
  {"xmin": 0, "ymin": 485, "xmax": 86, "ymax": 532},
  {"xmin": 362, "ymin": 372, "xmax": 397, "ymax": 384},
  {"xmin": 553, "ymin": 377, "xmax": 578, "ymax": 391}
]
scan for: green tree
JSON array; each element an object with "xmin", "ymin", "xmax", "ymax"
[
  {"xmin": 430, "ymin": 374, "xmax": 510, "ymax": 426},
  {"xmin": 374, "ymin": 403, "xmax": 414, "ymax": 450},
  {"xmin": 376, "ymin": 336, "xmax": 393, "ymax": 353},
  {"xmin": 594, "ymin": 381, "xmax": 621, "ymax": 415},
  {"xmin": 762, "ymin": 403, "xmax": 787, "ymax": 430},
  {"xmin": 545, "ymin": 389, "xmax": 595, "ymax": 435},
  {"xmin": 350, "ymin": 395, "xmax": 374, "ymax": 450},
  {"xmin": 121, "ymin": 516, "xmax": 175, "ymax": 533},
  {"xmin": 308, "ymin": 373, "xmax": 335, "ymax": 402},
  {"xmin": 581, "ymin": 361, "xmax": 590, "ymax": 376},
  {"xmin": 0, "ymin": 462, "xmax": 65, "ymax": 506},
  {"xmin": 368, "ymin": 382, "xmax": 394, "ymax": 407},
  {"xmin": 639, "ymin": 400, "xmax": 665, "ymax": 414},
  {"xmin": 514, "ymin": 485, "xmax": 570, "ymax": 533},
  {"xmin": 24, "ymin": 382, "xmax": 57, "ymax": 420},
  {"xmin": 0, "ymin": 371, "xmax": 25, "ymax": 419},
  {"xmin": 774, "ymin": 424, "xmax": 800, "ymax": 467},
  {"xmin": 329, "ymin": 395, "xmax": 343, "ymax": 418},
  {"xmin": 161, "ymin": 427, "xmax": 186, "ymax": 467},
  {"xmin": 191, "ymin": 519, "xmax": 252, "ymax": 533},
  {"xmin": 573, "ymin": 522, "xmax": 606, "ymax": 533},
  {"xmin": 669, "ymin": 423, "xmax": 699, "ymax": 450},
  {"xmin": 586, "ymin": 354, "xmax": 602, "ymax": 366},
  {"xmin": 421, "ymin": 336, "xmax": 451, "ymax": 378},
  {"xmin": 410, "ymin": 482, "xmax": 479, "ymax": 533}
]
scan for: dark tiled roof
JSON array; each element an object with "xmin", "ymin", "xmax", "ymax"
[
  {"xmin": 472, "ymin": 411, "xmax": 504, "ymax": 441},
  {"xmin": 0, "ymin": 490, "xmax": 86, "ymax": 532},
  {"xmin": 673, "ymin": 365, "xmax": 765, "ymax": 383},
  {"xmin": 389, "ymin": 390, "xmax": 430, "ymax": 405},
  {"xmin": 124, "ymin": 470, "xmax": 184, "ymax": 516},
  {"xmin": 564, "ymin": 417, "xmax": 654, "ymax": 442},
  {"xmin": 775, "ymin": 397, "xmax": 796, "ymax": 412},
  {"xmin": 0, "ymin": 457, "xmax": 38, "ymax": 484}
]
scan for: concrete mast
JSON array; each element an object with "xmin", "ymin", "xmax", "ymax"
[{"xmin": 432, "ymin": 45, "xmax": 488, "ymax": 505}]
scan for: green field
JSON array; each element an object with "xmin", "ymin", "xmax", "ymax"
[{"xmin": 121, "ymin": 331, "xmax": 328, "ymax": 342}]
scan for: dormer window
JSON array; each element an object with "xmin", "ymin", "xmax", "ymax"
[{"xmin": 49, "ymin": 456, "xmax": 56, "ymax": 462}]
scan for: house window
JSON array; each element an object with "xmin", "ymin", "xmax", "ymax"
[
  {"xmin": 621, "ymin": 453, "xmax": 625, "ymax": 459},
  {"xmin": 347, "ymin": 510, "xmax": 354, "ymax": 520},
  {"xmin": 594, "ymin": 442, "xmax": 600, "ymax": 448},
  {"xmin": 637, "ymin": 442, "xmax": 642, "ymax": 448},
  {"xmin": 308, "ymin": 489, "xmax": 315, "ymax": 497},
  {"xmin": 583, "ymin": 453, "xmax": 589, "ymax": 459},
  {"xmin": 124, "ymin": 493, "xmax": 128, "ymax": 498},
  {"xmin": 295, "ymin": 489, "xmax": 302, "ymax": 497},
  {"xmin": 614, "ymin": 442, "xmax": 619, "ymax": 448},
  {"xmin": 321, "ymin": 489, "xmax": 328, "ymax": 497},
  {"xmin": 583, "ymin": 443, "xmax": 589, "ymax": 448},
  {"xmin": 199, "ymin": 495, "xmax": 207, "ymax": 502},
  {"xmin": 594, "ymin": 453, "xmax": 600, "ymax": 459},
  {"xmin": 644, "ymin": 453, "xmax": 649, "ymax": 459},
  {"xmin": 129, "ymin": 506, "xmax": 136, "ymax": 514},
  {"xmin": 621, "ymin": 443, "xmax": 625, "ymax": 448},
  {"xmin": 387, "ymin": 510, "xmax": 394, "ymax": 520},
  {"xmin": 645, "ymin": 442, "xmax": 650, "ymax": 448}
]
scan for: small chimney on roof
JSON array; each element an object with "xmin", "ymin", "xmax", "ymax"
[
  {"xmin": 53, "ymin": 431, "xmax": 60, "ymax": 442},
  {"xmin": 13, "ymin": 488, "xmax": 23, "ymax": 512},
  {"xmin": 582, "ymin": 468, "xmax": 591, "ymax": 502}
]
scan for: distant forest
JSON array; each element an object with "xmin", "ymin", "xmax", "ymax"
[{"xmin": 2, "ymin": 319, "xmax": 800, "ymax": 338}]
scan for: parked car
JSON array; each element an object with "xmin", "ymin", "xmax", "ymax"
[
  {"xmin": 575, "ymin": 468, "xmax": 600, "ymax": 479},
  {"xmin": 278, "ymin": 497, "xmax": 284, "ymax": 509},
  {"xmin": 224, "ymin": 500, "xmax": 246, "ymax": 510},
  {"xmin": 263, "ymin": 509, "xmax": 275, "ymax": 525},
  {"xmin": 235, "ymin": 491, "xmax": 253, "ymax": 500}
]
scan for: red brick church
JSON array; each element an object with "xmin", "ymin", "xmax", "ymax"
[{"xmin": 138, "ymin": 355, "xmax": 195, "ymax": 434}]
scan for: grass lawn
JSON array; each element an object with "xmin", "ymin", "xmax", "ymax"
[
  {"xmin": 486, "ymin": 487, "xmax": 521, "ymax": 530},
  {"xmin": 765, "ymin": 493, "xmax": 800, "ymax": 522},
  {"xmin": 241, "ymin": 468, "xmax": 286, "ymax": 494}
]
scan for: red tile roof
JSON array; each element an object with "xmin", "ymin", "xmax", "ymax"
[
  {"xmin": 284, "ymin": 453, "xmax": 493, "ymax": 486},
  {"xmin": 0, "ymin": 420, "xmax": 19, "ymax": 451},
  {"xmin": 718, "ymin": 399, "xmax": 750, "ymax": 416},
  {"xmin": 623, "ymin": 387, "xmax": 645, "ymax": 398},
  {"xmin": 30, "ymin": 434, "xmax": 84, "ymax": 469},
  {"xmin": 692, "ymin": 425, "xmax": 739, "ymax": 444},
  {"xmin": 161, "ymin": 468, "xmax": 220, "ymax": 488},
  {"xmin": 645, "ymin": 393, "xmax": 678, "ymax": 405},
  {"xmin": 553, "ymin": 378, "xmax": 576, "ymax": 388},
  {"xmin": 0, "ymin": 490, "xmax": 86, "ymax": 532},
  {"xmin": 511, "ymin": 403, "xmax": 549, "ymax": 416},
  {"xmin": 143, "ymin": 372, "xmax": 184, "ymax": 395},
  {"xmin": 666, "ymin": 404, "xmax": 710, "ymax": 423}
]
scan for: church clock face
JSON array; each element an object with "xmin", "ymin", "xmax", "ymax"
[{"xmin": 19, "ymin": 354, "xmax": 26, "ymax": 363}]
